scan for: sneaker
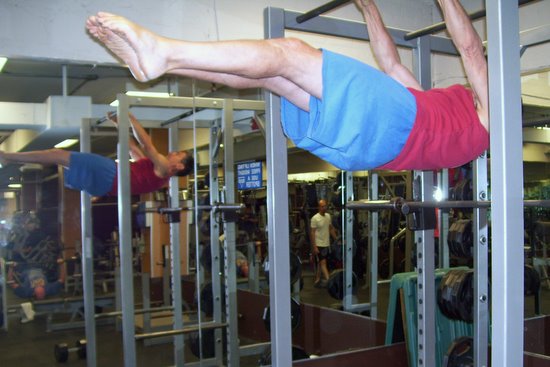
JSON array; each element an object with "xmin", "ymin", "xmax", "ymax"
[{"xmin": 20, "ymin": 302, "xmax": 35, "ymax": 323}]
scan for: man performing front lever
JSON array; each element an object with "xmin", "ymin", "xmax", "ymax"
[
  {"xmin": 0, "ymin": 113, "xmax": 193, "ymax": 196},
  {"xmin": 86, "ymin": 0, "xmax": 488, "ymax": 171}
]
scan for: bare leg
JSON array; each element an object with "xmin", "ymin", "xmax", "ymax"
[
  {"xmin": 319, "ymin": 259, "xmax": 330, "ymax": 281},
  {"xmin": 0, "ymin": 149, "xmax": 71, "ymax": 168},
  {"xmin": 170, "ymin": 70, "xmax": 311, "ymax": 110},
  {"xmin": 86, "ymin": 12, "xmax": 322, "ymax": 109}
]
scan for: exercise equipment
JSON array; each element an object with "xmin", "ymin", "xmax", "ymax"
[
  {"xmin": 442, "ymin": 336, "xmax": 473, "ymax": 367},
  {"xmin": 196, "ymin": 281, "xmax": 225, "ymax": 318},
  {"xmin": 447, "ymin": 220, "xmax": 473, "ymax": 258},
  {"xmin": 524, "ymin": 264, "xmax": 541, "ymax": 296},
  {"xmin": 450, "ymin": 179, "xmax": 473, "ymax": 201},
  {"xmin": 326, "ymin": 269, "xmax": 358, "ymax": 300},
  {"xmin": 189, "ymin": 329, "xmax": 218, "ymax": 358},
  {"xmin": 437, "ymin": 269, "xmax": 474, "ymax": 322},
  {"xmin": 258, "ymin": 345, "xmax": 310, "ymax": 365},
  {"xmin": 54, "ymin": 339, "xmax": 87, "ymax": 363},
  {"xmin": 262, "ymin": 297, "xmax": 302, "ymax": 333},
  {"xmin": 263, "ymin": 252, "xmax": 302, "ymax": 287}
]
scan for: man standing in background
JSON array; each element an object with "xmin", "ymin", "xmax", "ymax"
[{"xmin": 310, "ymin": 199, "xmax": 338, "ymax": 288}]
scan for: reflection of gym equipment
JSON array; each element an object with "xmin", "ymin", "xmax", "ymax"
[
  {"xmin": 262, "ymin": 251, "xmax": 302, "ymax": 288},
  {"xmin": 532, "ymin": 221, "xmax": 550, "ymax": 290},
  {"xmin": 447, "ymin": 219, "xmax": 473, "ymax": 258},
  {"xmin": 262, "ymin": 297, "xmax": 302, "ymax": 333},
  {"xmin": 437, "ymin": 269, "xmax": 475, "ymax": 322},
  {"xmin": 258, "ymin": 345, "xmax": 310, "ymax": 366},
  {"xmin": 326, "ymin": 269, "xmax": 358, "ymax": 301},
  {"xmin": 54, "ymin": 339, "xmax": 87, "ymax": 363},
  {"xmin": 442, "ymin": 336, "xmax": 473, "ymax": 367}
]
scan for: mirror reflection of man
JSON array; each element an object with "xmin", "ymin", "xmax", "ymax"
[{"xmin": 310, "ymin": 199, "xmax": 338, "ymax": 288}]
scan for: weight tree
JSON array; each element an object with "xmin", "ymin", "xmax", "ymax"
[{"xmin": 262, "ymin": 1, "xmax": 546, "ymax": 366}]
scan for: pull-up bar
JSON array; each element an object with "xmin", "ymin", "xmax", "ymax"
[
  {"xmin": 404, "ymin": 0, "xmax": 537, "ymax": 41},
  {"xmin": 160, "ymin": 107, "xmax": 206, "ymax": 127},
  {"xmin": 297, "ymin": 0, "xmax": 537, "ymax": 40},
  {"xmin": 296, "ymin": 0, "xmax": 351, "ymax": 24}
]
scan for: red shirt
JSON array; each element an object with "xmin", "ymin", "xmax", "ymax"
[
  {"xmin": 379, "ymin": 85, "xmax": 489, "ymax": 171},
  {"xmin": 108, "ymin": 158, "xmax": 169, "ymax": 196}
]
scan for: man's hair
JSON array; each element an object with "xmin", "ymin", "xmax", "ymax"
[{"xmin": 175, "ymin": 151, "xmax": 194, "ymax": 177}]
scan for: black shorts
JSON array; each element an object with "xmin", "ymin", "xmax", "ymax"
[{"xmin": 317, "ymin": 246, "xmax": 330, "ymax": 261}]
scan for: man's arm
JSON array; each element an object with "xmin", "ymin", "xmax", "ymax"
[
  {"xmin": 107, "ymin": 112, "xmax": 147, "ymax": 161},
  {"xmin": 109, "ymin": 113, "xmax": 171, "ymax": 177},
  {"xmin": 354, "ymin": 0, "xmax": 423, "ymax": 90},
  {"xmin": 437, "ymin": 0, "xmax": 489, "ymax": 130},
  {"xmin": 310, "ymin": 226, "xmax": 319, "ymax": 254},
  {"xmin": 127, "ymin": 114, "xmax": 172, "ymax": 177}
]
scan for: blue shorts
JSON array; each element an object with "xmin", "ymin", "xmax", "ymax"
[
  {"xmin": 64, "ymin": 152, "xmax": 116, "ymax": 196},
  {"xmin": 281, "ymin": 49, "xmax": 417, "ymax": 170}
]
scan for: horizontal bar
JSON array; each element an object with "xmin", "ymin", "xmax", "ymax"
[
  {"xmin": 296, "ymin": 0, "xmax": 351, "ymax": 24},
  {"xmin": 141, "ymin": 203, "xmax": 244, "ymax": 214},
  {"xmin": 95, "ymin": 112, "xmax": 117, "ymax": 126},
  {"xmin": 404, "ymin": 0, "xmax": 537, "ymax": 41},
  {"xmin": 346, "ymin": 198, "xmax": 550, "ymax": 212},
  {"xmin": 95, "ymin": 305, "xmax": 174, "ymax": 319},
  {"xmin": 239, "ymin": 342, "xmax": 271, "ymax": 357},
  {"xmin": 160, "ymin": 108, "xmax": 206, "ymax": 127},
  {"xmin": 135, "ymin": 321, "xmax": 227, "ymax": 340}
]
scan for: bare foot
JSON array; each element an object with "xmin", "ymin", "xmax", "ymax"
[{"xmin": 86, "ymin": 12, "xmax": 170, "ymax": 82}]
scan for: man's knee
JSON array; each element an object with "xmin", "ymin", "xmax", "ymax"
[{"xmin": 269, "ymin": 38, "xmax": 316, "ymax": 59}]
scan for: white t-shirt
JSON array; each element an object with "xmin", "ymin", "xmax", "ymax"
[{"xmin": 310, "ymin": 213, "xmax": 332, "ymax": 248}]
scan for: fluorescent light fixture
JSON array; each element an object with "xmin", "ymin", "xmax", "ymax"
[
  {"xmin": 0, "ymin": 57, "xmax": 7, "ymax": 72},
  {"xmin": 110, "ymin": 91, "xmax": 174, "ymax": 106},
  {"xmin": 8, "ymin": 183, "xmax": 22, "ymax": 189},
  {"xmin": 54, "ymin": 139, "xmax": 79, "ymax": 149}
]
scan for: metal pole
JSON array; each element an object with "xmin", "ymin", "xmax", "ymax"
[
  {"xmin": 413, "ymin": 171, "xmax": 436, "ymax": 367},
  {"xmin": 1, "ymin": 258, "xmax": 8, "ymax": 331},
  {"xmin": 439, "ymin": 170, "xmax": 450, "ymax": 269},
  {"xmin": 343, "ymin": 171, "xmax": 355, "ymax": 311},
  {"xmin": 265, "ymin": 7, "xmax": 293, "ymax": 367},
  {"xmin": 223, "ymin": 99, "xmax": 240, "ymax": 367},
  {"xmin": 209, "ymin": 121, "xmax": 224, "ymax": 365},
  {"xmin": 135, "ymin": 322, "xmax": 227, "ymax": 340},
  {"xmin": 473, "ymin": 152, "xmax": 489, "ymax": 367},
  {"xmin": 413, "ymin": 34, "xmax": 436, "ymax": 367},
  {"xmin": 368, "ymin": 172, "xmax": 379, "ymax": 319},
  {"xmin": 116, "ymin": 95, "xmax": 137, "ymax": 367},
  {"xmin": 486, "ymin": 0, "xmax": 524, "ymax": 366},
  {"xmin": 80, "ymin": 119, "xmax": 97, "ymax": 367},
  {"xmin": 296, "ymin": 0, "xmax": 351, "ymax": 24},
  {"xmin": 168, "ymin": 123, "xmax": 185, "ymax": 367}
]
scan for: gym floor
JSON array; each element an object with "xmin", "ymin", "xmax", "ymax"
[{"xmin": 0, "ymin": 269, "xmax": 547, "ymax": 367}]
